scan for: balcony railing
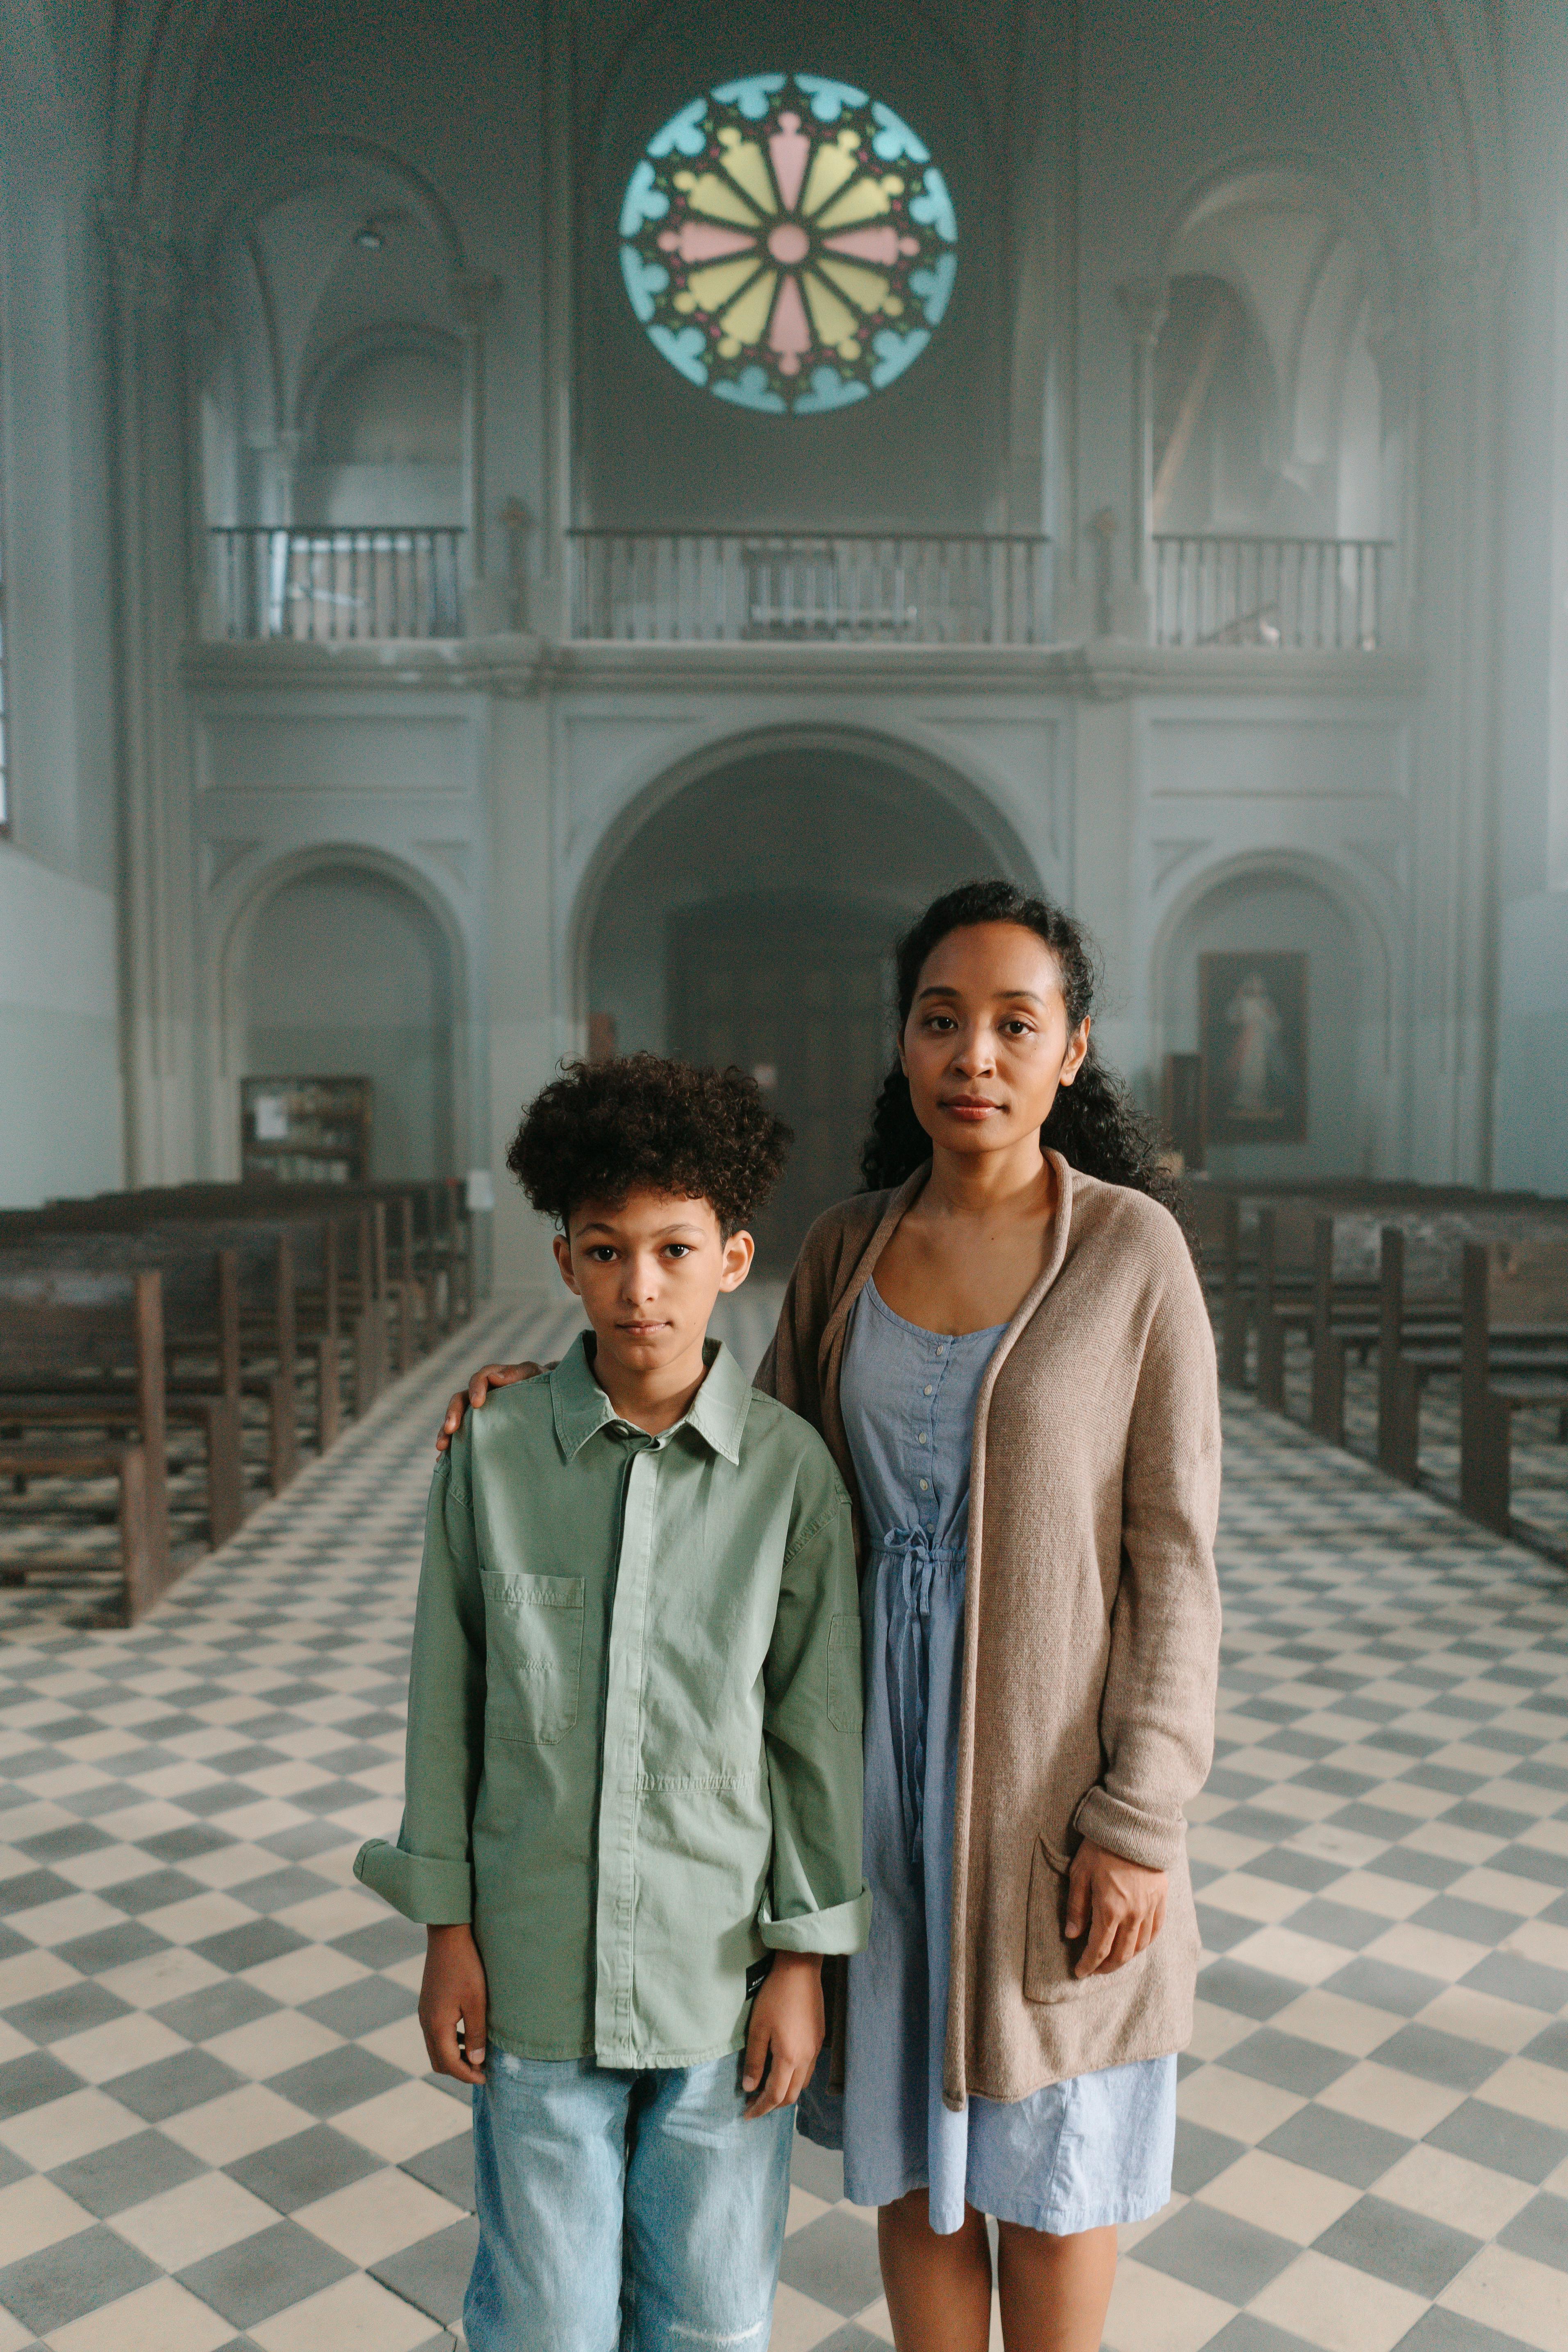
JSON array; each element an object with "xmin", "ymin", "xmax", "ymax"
[
  {"xmin": 1152, "ymin": 534, "xmax": 1392, "ymax": 651},
  {"xmin": 208, "ymin": 527, "xmax": 465, "ymax": 642},
  {"xmin": 567, "ymin": 530, "xmax": 1053, "ymax": 646}
]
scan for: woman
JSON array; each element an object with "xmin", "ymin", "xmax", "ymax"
[{"xmin": 441, "ymin": 880, "xmax": 1222, "ymax": 2351}]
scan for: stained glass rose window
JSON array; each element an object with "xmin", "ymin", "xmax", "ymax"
[{"xmin": 619, "ymin": 73, "xmax": 958, "ymax": 414}]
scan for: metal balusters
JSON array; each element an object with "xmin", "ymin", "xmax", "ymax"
[
  {"xmin": 1151, "ymin": 533, "xmax": 1393, "ymax": 649},
  {"xmin": 562, "ymin": 529, "xmax": 1052, "ymax": 644},
  {"xmin": 206, "ymin": 527, "xmax": 468, "ymax": 640}
]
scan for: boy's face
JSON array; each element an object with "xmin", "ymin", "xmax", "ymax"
[{"xmin": 553, "ymin": 1190, "xmax": 753, "ymax": 1380}]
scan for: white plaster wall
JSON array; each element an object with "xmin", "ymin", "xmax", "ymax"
[
  {"xmin": 190, "ymin": 688, "xmax": 493, "ymax": 1207},
  {"xmin": 1493, "ymin": 892, "xmax": 1568, "ymax": 1196},
  {"xmin": 1131, "ymin": 694, "xmax": 1413, "ymax": 1173},
  {"xmin": 0, "ymin": 2, "xmax": 121, "ymax": 1203},
  {"xmin": 0, "ymin": 849, "xmax": 121, "ymax": 1204},
  {"xmin": 1493, "ymin": 3, "xmax": 1568, "ymax": 1188}
]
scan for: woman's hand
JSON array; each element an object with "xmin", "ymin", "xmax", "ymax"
[
  {"xmin": 419, "ymin": 1922, "xmax": 489, "ymax": 2082},
  {"xmin": 1065, "ymin": 1840, "xmax": 1167, "ymax": 1976},
  {"xmin": 435, "ymin": 1363, "xmax": 542, "ymax": 1452},
  {"xmin": 742, "ymin": 1953, "xmax": 825, "ymax": 2118}
]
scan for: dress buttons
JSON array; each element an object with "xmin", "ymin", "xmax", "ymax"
[
  {"xmin": 935, "ymin": 1346, "xmax": 945, "ymax": 1356},
  {"xmin": 919, "ymin": 1478, "xmax": 929, "ymax": 1491},
  {"xmin": 923, "ymin": 1385, "xmax": 933, "ymax": 1397},
  {"xmin": 918, "ymin": 1432, "xmax": 928, "ymax": 1444}
]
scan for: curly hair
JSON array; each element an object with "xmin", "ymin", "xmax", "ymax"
[
  {"xmin": 859, "ymin": 880, "xmax": 1180, "ymax": 1215},
  {"xmin": 507, "ymin": 1052, "xmax": 791, "ymax": 1235}
]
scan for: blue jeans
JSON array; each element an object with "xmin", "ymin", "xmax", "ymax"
[{"xmin": 465, "ymin": 2049, "xmax": 795, "ymax": 2352}]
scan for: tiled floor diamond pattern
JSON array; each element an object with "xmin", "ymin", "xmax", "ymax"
[{"xmin": 1, "ymin": 1291, "xmax": 1565, "ymax": 2351}]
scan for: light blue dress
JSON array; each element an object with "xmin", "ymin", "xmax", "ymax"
[{"xmin": 798, "ymin": 1275, "xmax": 1177, "ymax": 2237}]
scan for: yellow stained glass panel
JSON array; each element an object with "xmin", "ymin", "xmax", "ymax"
[
  {"xmin": 801, "ymin": 270, "xmax": 858, "ymax": 345},
  {"xmin": 687, "ymin": 256, "xmax": 765, "ymax": 312},
  {"xmin": 721, "ymin": 267, "xmax": 778, "ymax": 345},
  {"xmin": 812, "ymin": 178, "xmax": 894, "ymax": 230},
  {"xmin": 815, "ymin": 256, "xmax": 892, "ymax": 314},
  {"xmin": 719, "ymin": 141, "xmax": 778, "ymax": 216},
  {"xmin": 683, "ymin": 173, "xmax": 761, "ymax": 227},
  {"xmin": 801, "ymin": 143, "xmax": 859, "ymax": 219}
]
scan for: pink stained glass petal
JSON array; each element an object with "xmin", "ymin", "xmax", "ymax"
[
  {"xmin": 820, "ymin": 225, "xmax": 903, "ymax": 267},
  {"xmin": 669, "ymin": 221, "xmax": 757, "ymax": 263},
  {"xmin": 769, "ymin": 111, "xmax": 810, "ymax": 213},
  {"xmin": 768, "ymin": 271, "xmax": 812, "ymax": 375}
]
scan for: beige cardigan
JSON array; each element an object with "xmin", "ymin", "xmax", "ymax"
[{"xmin": 756, "ymin": 1157, "xmax": 1222, "ymax": 2108}]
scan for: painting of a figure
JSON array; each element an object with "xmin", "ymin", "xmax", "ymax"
[{"xmin": 1200, "ymin": 951, "xmax": 1308, "ymax": 1144}]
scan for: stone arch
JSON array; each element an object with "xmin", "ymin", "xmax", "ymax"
[
  {"xmin": 295, "ymin": 323, "xmax": 466, "ymax": 448},
  {"xmin": 217, "ymin": 844, "xmax": 472, "ymax": 1180},
  {"xmin": 1149, "ymin": 846, "xmax": 1403, "ymax": 1175},
  {"xmin": 564, "ymin": 719, "xmax": 1044, "ymax": 1025},
  {"xmin": 1152, "ymin": 155, "xmax": 1404, "ymax": 543},
  {"xmin": 196, "ymin": 136, "xmax": 467, "ymax": 284},
  {"xmin": 568, "ymin": 722, "xmax": 1044, "ymax": 1262}
]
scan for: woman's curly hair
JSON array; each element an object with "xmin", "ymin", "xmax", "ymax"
[
  {"xmin": 860, "ymin": 880, "xmax": 1180, "ymax": 1216},
  {"xmin": 507, "ymin": 1052, "xmax": 791, "ymax": 1234}
]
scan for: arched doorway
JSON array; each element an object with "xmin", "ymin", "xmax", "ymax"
[
  {"xmin": 1158, "ymin": 862, "xmax": 1373, "ymax": 1180},
  {"xmin": 583, "ymin": 742, "xmax": 1024, "ymax": 1268},
  {"xmin": 243, "ymin": 862, "xmax": 455, "ymax": 1179}
]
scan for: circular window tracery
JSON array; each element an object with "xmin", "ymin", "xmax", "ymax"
[{"xmin": 619, "ymin": 73, "xmax": 958, "ymax": 415}]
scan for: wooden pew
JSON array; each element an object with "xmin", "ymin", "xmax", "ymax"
[
  {"xmin": 0, "ymin": 1267, "xmax": 172, "ymax": 1621},
  {"xmin": 0, "ymin": 1204, "xmax": 320, "ymax": 1492},
  {"xmin": 1459, "ymin": 1240, "xmax": 1568, "ymax": 1534},
  {"xmin": 0, "ymin": 1239, "xmax": 246, "ymax": 1548}
]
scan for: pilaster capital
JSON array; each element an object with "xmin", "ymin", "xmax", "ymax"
[
  {"xmin": 1116, "ymin": 276, "xmax": 1168, "ymax": 348},
  {"xmin": 450, "ymin": 267, "xmax": 503, "ymax": 332},
  {"xmin": 98, "ymin": 198, "xmax": 187, "ymax": 311}
]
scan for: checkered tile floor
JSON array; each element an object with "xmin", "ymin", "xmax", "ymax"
[
  {"xmin": 1, "ymin": 1292, "xmax": 1565, "ymax": 2351},
  {"xmin": 1266, "ymin": 1330, "xmax": 1568, "ymax": 1560}
]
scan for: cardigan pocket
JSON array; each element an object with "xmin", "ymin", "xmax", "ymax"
[
  {"xmin": 1022, "ymin": 1836, "xmax": 1154, "ymax": 2004},
  {"xmin": 482, "ymin": 1570, "xmax": 585, "ymax": 1745}
]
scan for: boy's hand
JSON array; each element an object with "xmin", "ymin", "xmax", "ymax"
[
  {"xmin": 436, "ymin": 1364, "xmax": 542, "ymax": 1453},
  {"xmin": 1065, "ymin": 1839, "xmax": 1168, "ymax": 1976},
  {"xmin": 742, "ymin": 1952, "xmax": 824, "ymax": 2118},
  {"xmin": 419, "ymin": 1923, "xmax": 489, "ymax": 2082}
]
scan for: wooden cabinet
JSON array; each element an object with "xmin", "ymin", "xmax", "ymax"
[{"xmin": 241, "ymin": 1077, "xmax": 372, "ymax": 1185}]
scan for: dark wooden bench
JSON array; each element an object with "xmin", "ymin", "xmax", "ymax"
[{"xmin": 0, "ymin": 1267, "xmax": 173, "ymax": 1621}]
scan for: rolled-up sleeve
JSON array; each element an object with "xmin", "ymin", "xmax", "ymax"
[
  {"xmin": 1074, "ymin": 1242, "xmax": 1223, "ymax": 1873},
  {"xmin": 355, "ymin": 1432, "xmax": 487, "ymax": 1922},
  {"xmin": 759, "ymin": 1486, "xmax": 872, "ymax": 1955}
]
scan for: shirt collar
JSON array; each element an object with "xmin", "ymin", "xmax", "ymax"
[{"xmin": 550, "ymin": 1331, "xmax": 750, "ymax": 1466}]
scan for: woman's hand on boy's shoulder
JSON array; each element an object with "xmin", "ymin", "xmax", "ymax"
[{"xmin": 436, "ymin": 1363, "xmax": 544, "ymax": 1452}]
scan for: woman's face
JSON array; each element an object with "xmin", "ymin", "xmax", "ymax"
[{"xmin": 900, "ymin": 921, "xmax": 1090, "ymax": 1161}]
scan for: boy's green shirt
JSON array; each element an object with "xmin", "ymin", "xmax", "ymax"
[{"xmin": 356, "ymin": 1334, "xmax": 870, "ymax": 2069}]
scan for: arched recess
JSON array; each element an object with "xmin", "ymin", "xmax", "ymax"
[
  {"xmin": 1149, "ymin": 848, "xmax": 1402, "ymax": 1179},
  {"xmin": 1152, "ymin": 155, "xmax": 1405, "ymax": 547},
  {"xmin": 193, "ymin": 137, "xmax": 473, "ymax": 535},
  {"xmin": 218, "ymin": 847, "xmax": 471, "ymax": 1183},
  {"xmin": 571, "ymin": 726, "xmax": 1041, "ymax": 1266}
]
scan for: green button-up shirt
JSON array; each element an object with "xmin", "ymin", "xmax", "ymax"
[{"xmin": 356, "ymin": 1335, "xmax": 869, "ymax": 2069}]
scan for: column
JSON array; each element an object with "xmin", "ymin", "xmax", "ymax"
[
  {"xmin": 1408, "ymin": 239, "xmax": 1506, "ymax": 1181},
  {"xmin": 450, "ymin": 265, "xmax": 507, "ymax": 632},
  {"xmin": 1116, "ymin": 277, "xmax": 1167, "ymax": 640},
  {"xmin": 100, "ymin": 199, "xmax": 200, "ymax": 1186}
]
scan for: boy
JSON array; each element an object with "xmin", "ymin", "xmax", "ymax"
[{"xmin": 355, "ymin": 1054, "xmax": 868, "ymax": 2352}]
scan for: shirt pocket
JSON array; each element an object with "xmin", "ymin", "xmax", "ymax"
[
  {"xmin": 1022, "ymin": 1835, "xmax": 1154, "ymax": 2004},
  {"xmin": 482, "ymin": 1571, "xmax": 585, "ymax": 1745},
  {"xmin": 826, "ymin": 1612, "xmax": 863, "ymax": 1734}
]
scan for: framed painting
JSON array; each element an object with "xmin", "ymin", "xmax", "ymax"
[{"xmin": 1199, "ymin": 952, "xmax": 1308, "ymax": 1145}]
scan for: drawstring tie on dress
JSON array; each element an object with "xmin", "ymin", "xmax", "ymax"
[{"xmin": 878, "ymin": 1528, "xmax": 962, "ymax": 1861}]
